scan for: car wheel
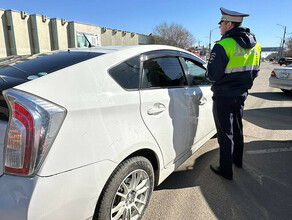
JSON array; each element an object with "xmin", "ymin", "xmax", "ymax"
[
  {"xmin": 94, "ymin": 156, "xmax": 154, "ymax": 220},
  {"xmin": 281, "ymin": 89, "xmax": 291, "ymax": 93}
]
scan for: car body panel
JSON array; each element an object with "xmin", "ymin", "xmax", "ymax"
[
  {"xmin": 140, "ymin": 85, "xmax": 215, "ymax": 169},
  {"xmin": 0, "ymin": 159, "xmax": 117, "ymax": 220},
  {"xmin": 28, "ymin": 160, "xmax": 118, "ymax": 220},
  {"xmin": 0, "ymin": 120, "xmax": 7, "ymax": 176},
  {"xmin": 158, "ymin": 126, "xmax": 216, "ymax": 185},
  {"xmin": 278, "ymin": 57, "xmax": 292, "ymax": 65},
  {"xmin": 269, "ymin": 65, "xmax": 292, "ymax": 91},
  {"xmin": 191, "ymin": 86, "xmax": 215, "ymax": 144},
  {"xmin": 0, "ymin": 174, "xmax": 36, "ymax": 219},
  {"xmin": 140, "ymin": 87, "xmax": 195, "ymax": 167}
]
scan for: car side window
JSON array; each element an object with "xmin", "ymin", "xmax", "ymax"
[
  {"xmin": 184, "ymin": 59, "xmax": 210, "ymax": 85},
  {"xmin": 142, "ymin": 57, "xmax": 187, "ymax": 88},
  {"xmin": 108, "ymin": 56, "xmax": 140, "ymax": 90}
]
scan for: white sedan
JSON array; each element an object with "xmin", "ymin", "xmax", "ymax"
[
  {"xmin": 0, "ymin": 45, "xmax": 216, "ymax": 220},
  {"xmin": 269, "ymin": 64, "xmax": 292, "ymax": 93}
]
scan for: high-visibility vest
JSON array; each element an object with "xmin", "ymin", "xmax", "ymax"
[{"xmin": 217, "ymin": 38, "xmax": 261, "ymax": 74}]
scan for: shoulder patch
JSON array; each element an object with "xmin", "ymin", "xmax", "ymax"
[{"xmin": 209, "ymin": 52, "xmax": 216, "ymax": 63}]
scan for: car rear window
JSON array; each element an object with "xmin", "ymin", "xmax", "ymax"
[
  {"xmin": 0, "ymin": 51, "xmax": 104, "ymax": 78},
  {"xmin": 108, "ymin": 56, "xmax": 141, "ymax": 90}
]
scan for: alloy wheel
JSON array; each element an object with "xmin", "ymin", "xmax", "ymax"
[{"xmin": 111, "ymin": 169, "xmax": 150, "ymax": 220}]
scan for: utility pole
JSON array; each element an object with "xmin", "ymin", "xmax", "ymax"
[
  {"xmin": 277, "ymin": 37, "xmax": 283, "ymax": 59},
  {"xmin": 282, "ymin": 26, "xmax": 286, "ymax": 57},
  {"xmin": 277, "ymin": 24, "xmax": 286, "ymax": 58}
]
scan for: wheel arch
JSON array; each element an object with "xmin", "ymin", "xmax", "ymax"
[{"xmin": 124, "ymin": 148, "xmax": 160, "ymax": 186}]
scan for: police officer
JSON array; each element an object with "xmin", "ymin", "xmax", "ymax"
[{"xmin": 207, "ymin": 7, "xmax": 261, "ymax": 180}]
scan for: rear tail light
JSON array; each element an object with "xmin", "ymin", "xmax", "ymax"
[
  {"xmin": 271, "ymin": 71, "xmax": 276, "ymax": 77},
  {"xmin": 3, "ymin": 89, "xmax": 67, "ymax": 176}
]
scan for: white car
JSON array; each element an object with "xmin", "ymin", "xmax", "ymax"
[
  {"xmin": 0, "ymin": 45, "xmax": 216, "ymax": 220},
  {"xmin": 269, "ymin": 64, "xmax": 292, "ymax": 93}
]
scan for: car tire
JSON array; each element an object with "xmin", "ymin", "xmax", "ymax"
[
  {"xmin": 281, "ymin": 89, "xmax": 291, "ymax": 93},
  {"xmin": 94, "ymin": 156, "xmax": 154, "ymax": 220}
]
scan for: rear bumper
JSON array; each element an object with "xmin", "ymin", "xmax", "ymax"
[
  {"xmin": 269, "ymin": 77, "xmax": 292, "ymax": 91},
  {"xmin": 0, "ymin": 159, "xmax": 117, "ymax": 220},
  {"xmin": 0, "ymin": 120, "xmax": 7, "ymax": 175},
  {"xmin": 0, "ymin": 174, "xmax": 36, "ymax": 220}
]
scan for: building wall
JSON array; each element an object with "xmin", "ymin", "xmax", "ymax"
[
  {"xmin": 0, "ymin": 8, "xmax": 152, "ymax": 58},
  {"xmin": 5, "ymin": 10, "xmax": 33, "ymax": 55},
  {"xmin": 122, "ymin": 31, "xmax": 138, "ymax": 45},
  {"xmin": 100, "ymin": 27, "xmax": 113, "ymax": 46},
  {"xmin": 112, "ymin": 30, "xmax": 123, "ymax": 46},
  {"xmin": 68, "ymin": 22, "xmax": 101, "ymax": 48},
  {"xmin": 110, "ymin": 29, "xmax": 139, "ymax": 46},
  {"xmin": 51, "ymin": 18, "xmax": 69, "ymax": 50},
  {"xmin": 139, "ymin": 34, "xmax": 153, "ymax": 45},
  {"xmin": 30, "ymin": 14, "xmax": 52, "ymax": 53},
  {"xmin": 0, "ymin": 9, "xmax": 8, "ymax": 57}
]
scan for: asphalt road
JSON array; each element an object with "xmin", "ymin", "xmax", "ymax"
[{"xmin": 144, "ymin": 62, "xmax": 292, "ymax": 220}]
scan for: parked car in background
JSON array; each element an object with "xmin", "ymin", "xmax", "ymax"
[
  {"xmin": 278, "ymin": 57, "xmax": 292, "ymax": 66},
  {"xmin": 0, "ymin": 45, "xmax": 216, "ymax": 219},
  {"xmin": 269, "ymin": 63, "xmax": 292, "ymax": 93}
]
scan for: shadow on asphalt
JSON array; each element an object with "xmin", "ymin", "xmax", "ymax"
[
  {"xmin": 243, "ymin": 107, "xmax": 292, "ymax": 130},
  {"xmin": 249, "ymin": 92, "xmax": 292, "ymax": 101},
  {"xmin": 155, "ymin": 140, "xmax": 292, "ymax": 219}
]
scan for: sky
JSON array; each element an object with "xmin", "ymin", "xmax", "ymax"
[{"xmin": 1, "ymin": 0, "xmax": 291, "ymax": 49}]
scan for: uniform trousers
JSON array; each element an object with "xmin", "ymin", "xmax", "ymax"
[{"xmin": 212, "ymin": 95, "xmax": 246, "ymax": 176}]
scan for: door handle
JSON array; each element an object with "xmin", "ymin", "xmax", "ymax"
[
  {"xmin": 199, "ymin": 97, "xmax": 207, "ymax": 105},
  {"xmin": 147, "ymin": 103, "xmax": 166, "ymax": 115}
]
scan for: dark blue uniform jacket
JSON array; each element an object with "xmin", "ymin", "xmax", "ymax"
[{"xmin": 207, "ymin": 27, "xmax": 260, "ymax": 96}]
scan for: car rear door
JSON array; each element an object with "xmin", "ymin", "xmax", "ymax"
[
  {"xmin": 180, "ymin": 54, "xmax": 215, "ymax": 147},
  {"xmin": 139, "ymin": 50, "xmax": 201, "ymax": 167}
]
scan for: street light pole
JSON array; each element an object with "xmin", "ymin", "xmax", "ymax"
[{"xmin": 208, "ymin": 27, "xmax": 217, "ymax": 55}]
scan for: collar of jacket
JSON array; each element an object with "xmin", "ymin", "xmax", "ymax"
[{"xmin": 220, "ymin": 27, "xmax": 257, "ymax": 49}]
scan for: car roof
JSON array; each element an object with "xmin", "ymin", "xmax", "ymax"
[
  {"xmin": 68, "ymin": 45, "xmax": 196, "ymax": 56},
  {"xmin": 69, "ymin": 46, "xmax": 133, "ymax": 54},
  {"xmin": 67, "ymin": 45, "xmax": 206, "ymax": 64}
]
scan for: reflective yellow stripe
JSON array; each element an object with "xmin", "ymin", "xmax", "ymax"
[{"xmin": 225, "ymin": 65, "xmax": 260, "ymax": 74}]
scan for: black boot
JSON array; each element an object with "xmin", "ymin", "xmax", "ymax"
[
  {"xmin": 233, "ymin": 162, "xmax": 242, "ymax": 168},
  {"xmin": 210, "ymin": 165, "xmax": 233, "ymax": 180}
]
